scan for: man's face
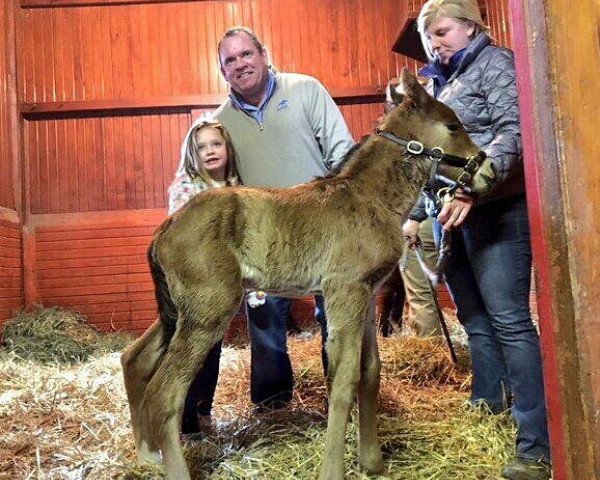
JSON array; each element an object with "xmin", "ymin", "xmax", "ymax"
[{"xmin": 219, "ymin": 33, "xmax": 269, "ymax": 103}]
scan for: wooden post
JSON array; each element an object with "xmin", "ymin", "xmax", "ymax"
[{"xmin": 510, "ymin": 0, "xmax": 600, "ymax": 478}]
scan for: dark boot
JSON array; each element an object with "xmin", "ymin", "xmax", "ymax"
[{"xmin": 501, "ymin": 458, "xmax": 551, "ymax": 480}]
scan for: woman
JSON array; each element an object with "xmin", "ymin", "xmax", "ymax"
[{"xmin": 403, "ymin": 1, "xmax": 551, "ymax": 478}]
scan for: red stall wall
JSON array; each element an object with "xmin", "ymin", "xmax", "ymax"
[
  {"xmin": 16, "ymin": 0, "xmax": 511, "ymax": 333},
  {"xmin": 1, "ymin": 0, "xmax": 22, "ymax": 326}
]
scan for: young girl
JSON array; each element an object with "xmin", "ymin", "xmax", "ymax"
[
  {"xmin": 168, "ymin": 119, "xmax": 239, "ymax": 439},
  {"xmin": 171, "ymin": 119, "xmax": 297, "ymax": 441},
  {"xmin": 169, "ymin": 119, "xmax": 239, "ymax": 215}
]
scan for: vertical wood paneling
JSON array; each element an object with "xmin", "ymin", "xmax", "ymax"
[
  {"xmin": 1, "ymin": 0, "xmax": 15, "ymax": 209},
  {"xmin": 340, "ymin": 102, "xmax": 388, "ymax": 141},
  {"xmin": 24, "ymin": 112, "xmax": 191, "ymax": 214},
  {"xmin": 17, "ymin": 0, "xmax": 411, "ymax": 103}
]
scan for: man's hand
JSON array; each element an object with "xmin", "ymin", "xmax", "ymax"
[
  {"xmin": 402, "ymin": 219, "xmax": 421, "ymax": 245},
  {"xmin": 437, "ymin": 190, "xmax": 474, "ymax": 230}
]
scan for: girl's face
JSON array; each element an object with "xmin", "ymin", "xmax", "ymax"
[
  {"xmin": 195, "ymin": 127, "xmax": 228, "ymax": 181},
  {"xmin": 425, "ymin": 16, "xmax": 475, "ymax": 65}
]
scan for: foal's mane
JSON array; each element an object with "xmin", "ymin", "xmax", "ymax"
[{"xmin": 313, "ymin": 134, "xmax": 372, "ymax": 182}]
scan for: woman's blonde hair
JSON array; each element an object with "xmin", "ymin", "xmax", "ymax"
[
  {"xmin": 182, "ymin": 120, "xmax": 239, "ymax": 186},
  {"xmin": 417, "ymin": 0, "xmax": 490, "ymax": 61}
]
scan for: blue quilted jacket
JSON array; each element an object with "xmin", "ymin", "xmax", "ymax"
[{"xmin": 410, "ymin": 33, "xmax": 524, "ymax": 221}]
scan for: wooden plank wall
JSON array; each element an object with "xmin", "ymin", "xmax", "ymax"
[
  {"xmin": 1, "ymin": 1, "xmax": 15, "ymax": 211},
  {"xmin": 0, "ymin": 211, "xmax": 22, "ymax": 324},
  {"xmin": 15, "ymin": 0, "xmax": 510, "ymax": 333},
  {"xmin": 31, "ymin": 210, "xmax": 162, "ymax": 332},
  {"xmin": 1, "ymin": 0, "xmax": 22, "ymax": 326}
]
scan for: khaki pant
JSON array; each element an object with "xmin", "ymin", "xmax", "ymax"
[{"xmin": 400, "ymin": 217, "xmax": 442, "ymax": 337}]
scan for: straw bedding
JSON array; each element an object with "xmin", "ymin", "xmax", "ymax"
[{"xmin": 0, "ymin": 307, "xmax": 515, "ymax": 479}]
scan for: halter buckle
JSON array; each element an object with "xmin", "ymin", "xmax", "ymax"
[
  {"xmin": 457, "ymin": 171, "xmax": 472, "ymax": 185},
  {"xmin": 464, "ymin": 157, "xmax": 480, "ymax": 174},
  {"xmin": 437, "ymin": 187, "xmax": 455, "ymax": 203},
  {"xmin": 406, "ymin": 140, "xmax": 424, "ymax": 155},
  {"xmin": 429, "ymin": 147, "xmax": 444, "ymax": 159}
]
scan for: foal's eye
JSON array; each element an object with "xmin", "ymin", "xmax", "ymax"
[{"xmin": 446, "ymin": 124, "xmax": 461, "ymax": 132}]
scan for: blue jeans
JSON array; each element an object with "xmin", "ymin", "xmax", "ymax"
[
  {"xmin": 434, "ymin": 195, "xmax": 550, "ymax": 462},
  {"xmin": 182, "ymin": 294, "xmax": 328, "ymax": 431},
  {"xmin": 249, "ymin": 295, "xmax": 329, "ymax": 405},
  {"xmin": 247, "ymin": 296, "xmax": 294, "ymax": 406}
]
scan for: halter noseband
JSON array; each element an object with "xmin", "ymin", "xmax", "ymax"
[{"xmin": 376, "ymin": 130, "xmax": 487, "ymax": 198}]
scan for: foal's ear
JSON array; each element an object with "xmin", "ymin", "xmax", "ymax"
[
  {"xmin": 400, "ymin": 68, "xmax": 431, "ymax": 109},
  {"xmin": 386, "ymin": 78, "xmax": 405, "ymax": 104}
]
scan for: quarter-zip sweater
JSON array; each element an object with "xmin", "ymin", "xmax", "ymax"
[{"xmin": 215, "ymin": 72, "xmax": 354, "ymax": 188}]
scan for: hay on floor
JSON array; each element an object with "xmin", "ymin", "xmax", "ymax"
[
  {"xmin": 1, "ymin": 306, "xmax": 133, "ymax": 364},
  {"xmin": 0, "ymin": 307, "xmax": 517, "ymax": 479}
]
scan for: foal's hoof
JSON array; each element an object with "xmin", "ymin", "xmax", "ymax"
[
  {"xmin": 358, "ymin": 449, "xmax": 384, "ymax": 474},
  {"xmin": 318, "ymin": 462, "xmax": 346, "ymax": 480},
  {"xmin": 318, "ymin": 471, "xmax": 345, "ymax": 480},
  {"xmin": 137, "ymin": 440, "xmax": 162, "ymax": 464}
]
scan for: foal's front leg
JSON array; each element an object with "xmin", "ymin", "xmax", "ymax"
[{"xmin": 319, "ymin": 282, "xmax": 372, "ymax": 480}]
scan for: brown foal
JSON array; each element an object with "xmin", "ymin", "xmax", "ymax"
[{"xmin": 121, "ymin": 69, "xmax": 487, "ymax": 480}]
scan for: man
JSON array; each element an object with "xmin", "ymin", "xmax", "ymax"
[
  {"xmin": 216, "ymin": 27, "xmax": 354, "ymax": 187},
  {"xmin": 215, "ymin": 27, "xmax": 354, "ymax": 409}
]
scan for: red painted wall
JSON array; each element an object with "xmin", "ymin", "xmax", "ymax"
[
  {"xmin": 12, "ymin": 0, "xmax": 511, "ymax": 332},
  {"xmin": 1, "ymin": 1, "xmax": 22, "ymax": 326}
]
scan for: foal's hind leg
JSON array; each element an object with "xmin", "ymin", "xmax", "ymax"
[
  {"xmin": 357, "ymin": 301, "xmax": 384, "ymax": 472},
  {"xmin": 141, "ymin": 287, "xmax": 242, "ymax": 480},
  {"xmin": 121, "ymin": 320, "xmax": 165, "ymax": 461},
  {"xmin": 319, "ymin": 282, "xmax": 372, "ymax": 480}
]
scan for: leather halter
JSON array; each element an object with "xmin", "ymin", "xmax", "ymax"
[{"xmin": 376, "ymin": 130, "xmax": 487, "ymax": 195}]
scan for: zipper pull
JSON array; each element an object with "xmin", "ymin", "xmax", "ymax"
[{"xmin": 259, "ymin": 122, "xmax": 264, "ymax": 131}]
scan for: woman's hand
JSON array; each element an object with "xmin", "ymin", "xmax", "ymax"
[{"xmin": 437, "ymin": 189, "xmax": 474, "ymax": 230}]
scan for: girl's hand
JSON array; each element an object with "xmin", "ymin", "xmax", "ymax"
[{"xmin": 437, "ymin": 190, "xmax": 474, "ymax": 230}]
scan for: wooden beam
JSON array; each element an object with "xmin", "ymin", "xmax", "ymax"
[
  {"xmin": 21, "ymin": 0, "xmax": 216, "ymax": 8},
  {"xmin": 20, "ymin": 95, "xmax": 225, "ymax": 115},
  {"xmin": 22, "ymin": 224, "xmax": 37, "ymax": 306},
  {"xmin": 20, "ymin": 87, "xmax": 385, "ymax": 116},
  {"xmin": 29, "ymin": 208, "xmax": 166, "ymax": 228},
  {"xmin": 0, "ymin": 207, "xmax": 19, "ymax": 223},
  {"xmin": 7, "ymin": 0, "xmax": 20, "ymax": 214}
]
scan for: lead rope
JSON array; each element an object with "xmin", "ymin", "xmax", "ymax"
[{"xmin": 400, "ymin": 231, "xmax": 458, "ymax": 364}]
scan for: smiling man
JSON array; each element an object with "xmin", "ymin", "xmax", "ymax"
[
  {"xmin": 212, "ymin": 26, "xmax": 355, "ymax": 410},
  {"xmin": 215, "ymin": 26, "xmax": 354, "ymax": 188}
]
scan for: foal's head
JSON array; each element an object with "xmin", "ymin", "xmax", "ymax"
[
  {"xmin": 379, "ymin": 68, "xmax": 481, "ymax": 162},
  {"xmin": 376, "ymin": 69, "xmax": 494, "ymax": 195}
]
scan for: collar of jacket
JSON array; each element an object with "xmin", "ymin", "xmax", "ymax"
[
  {"xmin": 229, "ymin": 70, "xmax": 278, "ymax": 122},
  {"xmin": 420, "ymin": 33, "xmax": 492, "ymax": 85}
]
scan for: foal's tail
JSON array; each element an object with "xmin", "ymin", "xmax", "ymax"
[{"xmin": 147, "ymin": 221, "xmax": 178, "ymax": 347}]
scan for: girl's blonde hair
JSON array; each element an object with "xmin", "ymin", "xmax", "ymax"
[
  {"xmin": 182, "ymin": 120, "xmax": 239, "ymax": 186},
  {"xmin": 417, "ymin": 0, "xmax": 490, "ymax": 61}
]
